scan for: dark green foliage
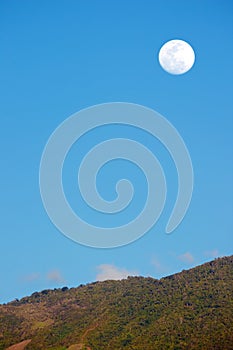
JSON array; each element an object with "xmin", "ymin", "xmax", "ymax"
[{"xmin": 0, "ymin": 256, "xmax": 232, "ymax": 349}]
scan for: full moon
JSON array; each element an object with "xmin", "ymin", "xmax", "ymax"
[{"xmin": 158, "ymin": 39, "xmax": 195, "ymax": 75}]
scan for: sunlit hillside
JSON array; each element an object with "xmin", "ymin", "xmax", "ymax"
[{"xmin": 0, "ymin": 256, "xmax": 232, "ymax": 350}]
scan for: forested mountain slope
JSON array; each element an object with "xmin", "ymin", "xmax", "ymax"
[{"xmin": 0, "ymin": 256, "xmax": 232, "ymax": 350}]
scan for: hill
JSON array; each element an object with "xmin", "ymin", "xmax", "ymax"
[{"xmin": 0, "ymin": 256, "xmax": 232, "ymax": 350}]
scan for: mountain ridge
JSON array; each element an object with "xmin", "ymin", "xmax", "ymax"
[{"xmin": 1, "ymin": 255, "xmax": 233, "ymax": 350}]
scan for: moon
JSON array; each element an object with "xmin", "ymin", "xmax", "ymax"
[{"xmin": 159, "ymin": 39, "xmax": 195, "ymax": 75}]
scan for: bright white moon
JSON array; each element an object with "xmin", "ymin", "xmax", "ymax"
[{"xmin": 159, "ymin": 39, "xmax": 195, "ymax": 75}]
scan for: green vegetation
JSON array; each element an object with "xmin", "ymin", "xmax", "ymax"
[{"xmin": 0, "ymin": 256, "xmax": 232, "ymax": 349}]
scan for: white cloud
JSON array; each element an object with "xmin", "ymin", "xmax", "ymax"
[
  {"xmin": 204, "ymin": 249, "xmax": 219, "ymax": 258},
  {"xmin": 178, "ymin": 252, "xmax": 194, "ymax": 264},
  {"xmin": 47, "ymin": 270, "xmax": 65, "ymax": 283},
  {"xmin": 96, "ymin": 264, "xmax": 137, "ymax": 281}
]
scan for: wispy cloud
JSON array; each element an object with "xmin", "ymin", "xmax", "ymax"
[
  {"xmin": 204, "ymin": 249, "xmax": 219, "ymax": 258},
  {"xmin": 47, "ymin": 270, "xmax": 65, "ymax": 283},
  {"xmin": 151, "ymin": 257, "xmax": 166, "ymax": 273},
  {"xmin": 96, "ymin": 264, "xmax": 137, "ymax": 281},
  {"xmin": 178, "ymin": 252, "xmax": 194, "ymax": 264},
  {"xmin": 22, "ymin": 273, "xmax": 40, "ymax": 282}
]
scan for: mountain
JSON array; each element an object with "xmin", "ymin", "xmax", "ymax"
[{"xmin": 0, "ymin": 256, "xmax": 232, "ymax": 350}]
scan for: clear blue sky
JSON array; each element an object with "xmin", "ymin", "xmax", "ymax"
[{"xmin": 0, "ymin": 0, "xmax": 232, "ymax": 303}]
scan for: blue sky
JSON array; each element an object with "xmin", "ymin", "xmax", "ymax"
[{"xmin": 0, "ymin": 0, "xmax": 233, "ymax": 303}]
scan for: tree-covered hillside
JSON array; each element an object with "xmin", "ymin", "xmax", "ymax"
[{"xmin": 0, "ymin": 256, "xmax": 232, "ymax": 350}]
